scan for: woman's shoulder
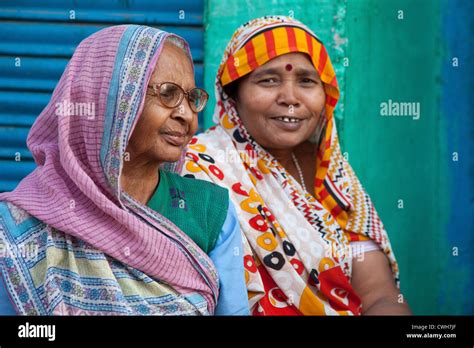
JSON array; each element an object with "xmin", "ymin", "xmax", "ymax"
[
  {"xmin": 160, "ymin": 171, "xmax": 230, "ymax": 253},
  {"xmin": 164, "ymin": 171, "xmax": 229, "ymax": 225},
  {"xmin": 191, "ymin": 126, "xmax": 231, "ymax": 149},
  {"xmin": 164, "ymin": 171, "xmax": 229, "ymax": 200}
]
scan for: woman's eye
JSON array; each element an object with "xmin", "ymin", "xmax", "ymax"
[
  {"xmin": 258, "ymin": 77, "xmax": 278, "ymax": 84},
  {"xmin": 160, "ymin": 91, "xmax": 172, "ymax": 99},
  {"xmin": 300, "ymin": 78, "xmax": 318, "ymax": 84},
  {"xmin": 188, "ymin": 94, "xmax": 197, "ymax": 103},
  {"xmin": 160, "ymin": 87, "xmax": 178, "ymax": 100}
]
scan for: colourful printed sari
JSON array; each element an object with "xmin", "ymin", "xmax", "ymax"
[
  {"xmin": 0, "ymin": 25, "xmax": 218, "ymax": 315},
  {"xmin": 182, "ymin": 16, "xmax": 399, "ymax": 315}
]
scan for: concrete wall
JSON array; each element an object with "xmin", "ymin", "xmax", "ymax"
[{"xmin": 203, "ymin": 0, "xmax": 474, "ymax": 314}]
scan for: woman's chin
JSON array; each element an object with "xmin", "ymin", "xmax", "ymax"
[{"xmin": 260, "ymin": 134, "xmax": 309, "ymax": 151}]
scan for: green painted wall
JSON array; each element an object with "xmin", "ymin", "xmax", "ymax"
[
  {"xmin": 203, "ymin": 0, "xmax": 463, "ymax": 314},
  {"xmin": 342, "ymin": 0, "xmax": 449, "ymax": 315}
]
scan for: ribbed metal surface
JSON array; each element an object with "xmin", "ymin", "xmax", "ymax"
[{"xmin": 0, "ymin": 0, "xmax": 204, "ymax": 192}]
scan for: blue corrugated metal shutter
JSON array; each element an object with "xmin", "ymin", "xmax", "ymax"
[{"xmin": 0, "ymin": 0, "xmax": 205, "ymax": 192}]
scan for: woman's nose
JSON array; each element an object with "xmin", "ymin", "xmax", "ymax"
[
  {"xmin": 173, "ymin": 98, "xmax": 195, "ymax": 124},
  {"xmin": 276, "ymin": 80, "xmax": 300, "ymax": 107}
]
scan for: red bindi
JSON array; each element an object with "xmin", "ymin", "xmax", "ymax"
[{"xmin": 285, "ymin": 64, "xmax": 293, "ymax": 71}]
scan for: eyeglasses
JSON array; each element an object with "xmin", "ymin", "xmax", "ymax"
[{"xmin": 147, "ymin": 82, "xmax": 209, "ymax": 113}]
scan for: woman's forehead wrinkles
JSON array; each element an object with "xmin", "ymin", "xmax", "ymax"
[{"xmin": 153, "ymin": 54, "xmax": 195, "ymax": 89}]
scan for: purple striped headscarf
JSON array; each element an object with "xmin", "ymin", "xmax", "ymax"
[{"xmin": 0, "ymin": 25, "xmax": 219, "ymax": 312}]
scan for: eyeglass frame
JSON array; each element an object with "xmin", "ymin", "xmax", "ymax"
[{"xmin": 146, "ymin": 82, "xmax": 209, "ymax": 113}]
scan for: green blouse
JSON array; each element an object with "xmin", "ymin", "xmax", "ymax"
[{"xmin": 147, "ymin": 170, "xmax": 229, "ymax": 254}]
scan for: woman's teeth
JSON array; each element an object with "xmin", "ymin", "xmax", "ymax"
[{"xmin": 275, "ymin": 117, "xmax": 301, "ymax": 123}]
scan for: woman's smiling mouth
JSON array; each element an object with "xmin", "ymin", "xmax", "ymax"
[
  {"xmin": 160, "ymin": 130, "xmax": 187, "ymax": 146},
  {"xmin": 269, "ymin": 116, "xmax": 306, "ymax": 131},
  {"xmin": 272, "ymin": 116, "xmax": 303, "ymax": 123}
]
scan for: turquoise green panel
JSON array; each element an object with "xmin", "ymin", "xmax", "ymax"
[{"xmin": 343, "ymin": 0, "xmax": 447, "ymax": 314}]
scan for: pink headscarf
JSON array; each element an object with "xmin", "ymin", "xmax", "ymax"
[{"xmin": 0, "ymin": 25, "xmax": 218, "ymax": 312}]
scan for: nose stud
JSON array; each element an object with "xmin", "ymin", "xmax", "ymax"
[{"xmin": 285, "ymin": 64, "xmax": 293, "ymax": 71}]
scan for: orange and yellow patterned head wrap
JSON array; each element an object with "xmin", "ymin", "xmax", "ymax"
[{"xmin": 216, "ymin": 16, "xmax": 345, "ymax": 224}]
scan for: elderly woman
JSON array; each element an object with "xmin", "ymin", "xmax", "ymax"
[
  {"xmin": 0, "ymin": 25, "xmax": 248, "ymax": 315},
  {"xmin": 182, "ymin": 16, "xmax": 411, "ymax": 315}
]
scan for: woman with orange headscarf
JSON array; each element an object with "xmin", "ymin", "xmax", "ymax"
[{"xmin": 181, "ymin": 16, "xmax": 411, "ymax": 315}]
